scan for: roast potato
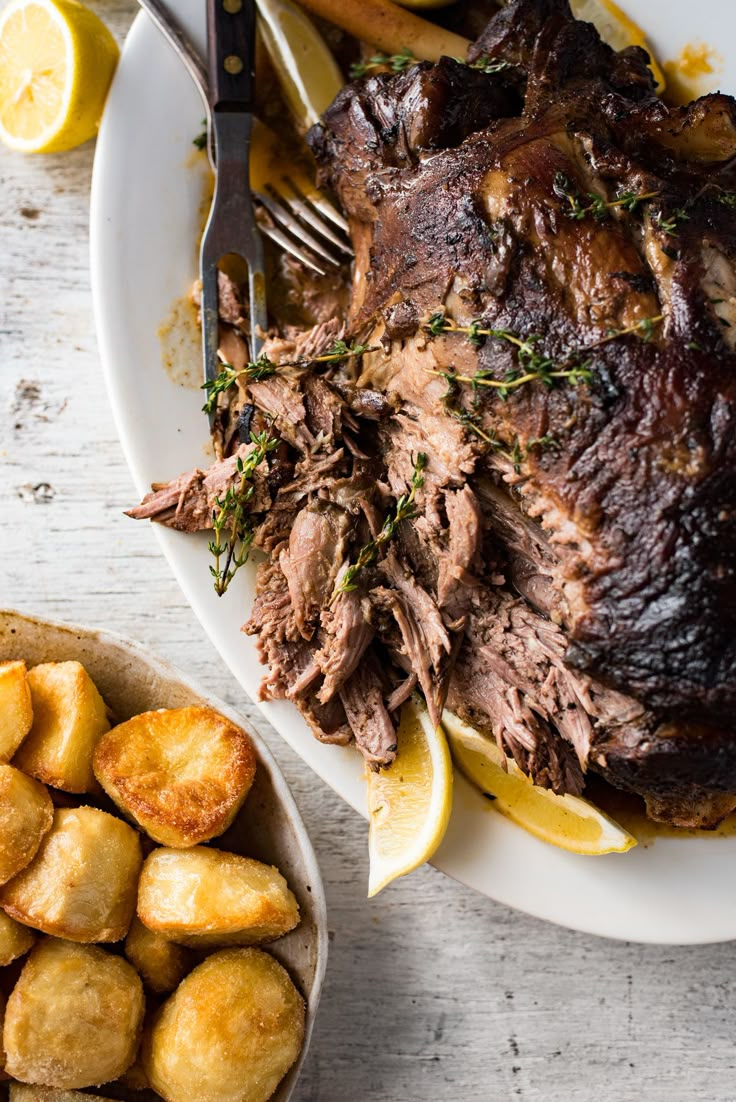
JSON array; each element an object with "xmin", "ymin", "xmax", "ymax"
[
  {"xmin": 13, "ymin": 662, "xmax": 109, "ymax": 793},
  {"xmin": 0, "ymin": 807, "xmax": 142, "ymax": 942},
  {"xmin": 0, "ymin": 911, "xmax": 35, "ymax": 967},
  {"xmin": 142, "ymin": 948, "xmax": 305, "ymax": 1102},
  {"xmin": 0, "ymin": 662, "xmax": 33, "ymax": 762},
  {"xmin": 9, "ymin": 1088, "xmax": 119, "ymax": 1101},
  {"xmin": 0, "ymin": 765, "xmax": 53, "ymax": 885},
  {"xmin": 93, "ymin": 706, "xmax": 256, "ymax": 847},
  {"xmin": 3, "ymin": 939, "xmax": 144, "ymax": 1088},
  {"xmin": 137, "ymin": 847, "xmax": 299, "ymax": 947},
  {"xmin": 124, "ymin": 916, "xmax": 192, "ymax": 994}
]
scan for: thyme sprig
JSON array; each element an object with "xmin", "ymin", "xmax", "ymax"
[
  {"xmin": 464, "ymin": 56, "xmax": 511, "ymax": 74},
  {"xmin": 552, "ymin": 172, "xmax": 659, "ymax": 221},
  {"xmin": 201, "ymin": 340, "xmax": 376, "ymax": 415},
  {"xmin": 209, "ymin": 430, "xmax": 278, "ymax": 596},
  {"xmin": 593, "ymin": 314, "xmax": 664, "ymax": 348},
  {"xmin": 424, "ymin": 314, "xmax": 593, "ymax": 398},
  {"xmin": 334, "ymin": 453, "xmax": 427, "ymax": 597},
  {"xmin": 202, "ymin": 355, "xmax": 277, "ymax": 415},
  {"xmin": 715, "ymin": 190, "xmax": 736, "ymax": 209},
  {"xmin": 350, "ymin": 47, "xmax": 416, "ymax": 79},
  {"xmin": 350, "ymin": 49, "xmax": 510, "ymax": 80},
  {"xmin": 654, "ymin": 208, "xmax": 690, "ymax": 236}
]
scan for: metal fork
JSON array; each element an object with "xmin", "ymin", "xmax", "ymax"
[
  {"xmin": 202, "ymin": 0, "xmax": 267, "ymax": 420},
  {"xmin": 136, "ymin": 0, "xmax": 351, "ymax": 274}
]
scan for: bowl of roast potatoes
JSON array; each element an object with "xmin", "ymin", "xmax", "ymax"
[{"xmin": 0, "ymin": 610, "xmax": 327, "ymax": 1102}]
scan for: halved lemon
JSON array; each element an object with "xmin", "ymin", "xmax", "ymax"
[
  {"xmin": 0, "ymin": 0, "xmax": 119, "ymax": 154},
  {"xmin": 443, "ymin": 710, "xmax": 636, "ymax": 856},
  {"xmin": 367, "ymin": 696, "xmax": 453, "ymax": 896},
  {"xmin": 570, "ymin": 0, "xmax": 665, "ymax": 92},
  {"xmin": 255, "ymin": 0, "xmax": 344, "ymax": 132}
]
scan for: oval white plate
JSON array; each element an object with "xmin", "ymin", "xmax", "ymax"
[
  {"xmin": 0, "ymin": 608, "xmax": 327, "ymax": 1102},
  {"xmin": 91, "ymin": 0, "xmax": 736, "ymax": 944}
]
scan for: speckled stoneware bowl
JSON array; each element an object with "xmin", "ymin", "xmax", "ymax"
[{"xmin": 0, "ymin": 609, "xmax": 327, "ymax": 1102}]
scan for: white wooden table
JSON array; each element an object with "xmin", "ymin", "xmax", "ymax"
[{"xmin": 1, "ymin": 5, "xmax": 734, "ymax": 1099}]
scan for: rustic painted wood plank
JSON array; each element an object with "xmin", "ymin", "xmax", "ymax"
[{"xmin": 1, "ymin": 5, "xmax": 735, "ymax": 1100}]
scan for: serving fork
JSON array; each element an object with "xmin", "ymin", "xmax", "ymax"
[
  {"xmin": 201, "ymin": 0, "xmax": 267, "ymax": 414},
  {"xmin": 136, "ymin": 0, "xmax": 351, "ymax": 275}
]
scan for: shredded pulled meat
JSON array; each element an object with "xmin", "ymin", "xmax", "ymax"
[{"xmin": 130, "ymin": 0, "xmax": 736, "ymax": 827}]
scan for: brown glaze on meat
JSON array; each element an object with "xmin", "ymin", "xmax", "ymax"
[
  {"xmin": 306, "ymin": 0, "xmax": 736, "ymax": 822},
  {"xmin": 131, "ymin": 0, "xmax": 736, "ymax": 826}
]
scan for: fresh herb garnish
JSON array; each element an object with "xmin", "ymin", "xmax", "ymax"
[
  {"xmin": 350, "ymin": 47, "xmax": 416, "ymax": 79},
  {"xmin": 193, "ymin": 119, "xmax": 207, "ymax": 151},
  {"xmin": 202, "ymin": 355, "xmax": 277, "ymax": 415},
  {"xmin": 424, "ymin": 314, "xmax": 593, "ymax": 398},
  {"xmin": 655, "ymin": 208, "xmax": 690, "ymax": 236},
  {"xmin": 595, "ymin": 314, "xmax": 664, "ymax": 347},
  {"xmin": 209, "ymin": 430, "xmax": 278, "ymax": 596},
  {"xmin": 467, "ymin": 56, "xmax": 511, "ymax": 74},
  {"xmin": 552, "ymin": 172, "xmax": 659, "ymax": 222},
  {"xmin": 201, "ymin": 340, "xmax": 376, "ymax": 415},
  {"xmin": 334, "ymin": 453, "xmax": 427, "ymax": 597},
  {"xmin": 351, "ymin": 50, "xmax": 510, "ymax": 81},
  {"xmin": 715, "ymin": 190, "xmax": 736, "ymax": 209}
]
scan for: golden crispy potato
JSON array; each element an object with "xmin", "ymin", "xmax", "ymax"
[
  {"xmin": 0, "ymin": 807, "xmax": 142, "ymax": 943},
  {"xmin": 0, "ymin": 765, "xmax": 53, "ymax": 885},
  {"xmin": 0, "ymin": 911, "xmax": 35, "ymax": 967},
  {"xmin": 93, "ymin": 706, "xmax": 256, "ymax": 847},
  {"xmin": 124, "ymin": 916, "xmax": 192, "ymax": 994},
  {"xmin": 143, "ymin": 948, "xmax": 305, "ymax": 1102},
  {"xmin": 9, "ymin": 1088, "xmax": 119, "ymax": 1101},
  {"xmin": 137, "ymin": 847, "xmax": 299, "ymax": 948},
  {"xmin": 3, "ymin": 939, "xmax": 144, "ymax": 1089},
  {"xmin": 13, "ymin": 662, "xmax": 109, "ymax": 793},
  {"xmin": 0, "ymin": 662, "xmax": 33, "ymax": 763}
]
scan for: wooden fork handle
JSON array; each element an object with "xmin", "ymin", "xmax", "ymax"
[{"xmin": 206, "ymin": 0, "xmax": 257, "ymax": 110}]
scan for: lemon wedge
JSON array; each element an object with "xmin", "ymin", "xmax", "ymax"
[
  {"xmin": 255, "ymin": 0, "xmax": 344, "ymax": 132},
  {"xmin": 0, "ymin": 0, "xmax": 118, "ymax": 154},
  {"xmin": 367, "ymin": 696, "xmax": 453, "ymax": 897},
  {"xmin": 443, "ymin": 710, "xmax": 636, "ymax": 856},
  {"xmin": 569, "ymin": 0, "xmax": 665, "ymax": 92}
]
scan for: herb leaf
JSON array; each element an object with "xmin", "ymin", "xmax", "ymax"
[
  {"xmin": 423, "ymin": 315, "xmax": 593, "ymax": 395},
  {"xmin": 209, "ymin": 430, "xmax": 279, "ymax": 596},
  {"xmin": 552, "ymin": 172, "xmax": 659, "ymax": 222},
  {"xmin": 334, "ymin": 453, "xmax": 427, "ymax": 597}
]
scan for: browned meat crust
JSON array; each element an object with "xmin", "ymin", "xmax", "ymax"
[
  {"xmin": 305, "ymin": 0, "xmax": 736, "ymax": 822},
  {"xmin": 130, "ymin": 0, "xmax": 736, "ymax": 826}
]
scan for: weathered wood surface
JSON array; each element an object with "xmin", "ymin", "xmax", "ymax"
[{"xmin": 1, "ymin": 5, "xmax": 735, "ymax": 1099}]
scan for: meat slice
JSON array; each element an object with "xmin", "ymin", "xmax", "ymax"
[
  {"xmin": 372, "ymin": 554, "xmax": 453, "ymax": 728},
  {"xmin": 126, "ymin": 443, "xmax": 271, "ymax": 532},
  {"xmin": 279, "ymin": 504, "xmax": 350, "ymax": 639},
  {"xmin": 339, "ymin": 653, "xmax": 398, "ymax": 768},
  {"xmin": 315, "ymin": 588, "xmax": 374, "ymax": 703},
  {"xmin": 437, "ymin": 485, "xmax": 483, "ymax": 624},
  {"xmin": 243, "ymin": 559, "xmax": 353, "ymax": 747}
]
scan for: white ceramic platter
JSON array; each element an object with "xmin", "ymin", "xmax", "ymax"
[
  {"xmin": 0, "ymin": 609, "xmax": 327, "ymax": 1102},
  {"xmin": 91, "ymin": 0, "xmax": 736, "ymax": 944}
]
